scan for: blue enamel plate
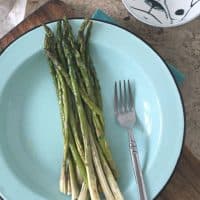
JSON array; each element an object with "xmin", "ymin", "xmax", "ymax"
[{"xmin": 0, "ymin": 19, "xmax": 184, "ymax": 200}]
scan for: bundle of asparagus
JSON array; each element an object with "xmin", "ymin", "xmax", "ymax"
[{"xmin": 44, "ymin": 18, "xmax": 124, "ymax": 200}]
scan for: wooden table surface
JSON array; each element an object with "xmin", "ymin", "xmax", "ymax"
[{"xmin": 0, "ymin": 1, "xmax": 200, "ymax": 199}]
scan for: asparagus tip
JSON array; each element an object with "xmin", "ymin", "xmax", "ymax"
[
  {"xmin": 63, "ymin": 16, "xmax": 68, "ymax": 22},
  {"xmin": 43, "ymin": 24, "xmax": 54, "ymax": 37}
]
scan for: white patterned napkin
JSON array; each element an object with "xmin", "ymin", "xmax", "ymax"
[{"xmin": 0, "ymin": 0, "xmax": 27, "ymax": 38}]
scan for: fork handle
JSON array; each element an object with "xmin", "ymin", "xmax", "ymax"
[{"xmin": 128, "ymin": 129, "xmax": 148, "ymax": 200}]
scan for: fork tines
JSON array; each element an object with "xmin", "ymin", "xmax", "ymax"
[{"xmin": 114, "ymin": 80, "xmax": 134, "ymax": 113}]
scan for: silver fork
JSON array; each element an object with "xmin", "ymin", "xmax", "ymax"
[{"xmin": 114, "ymin": 80, "xmax": 148, "ymax": 200}]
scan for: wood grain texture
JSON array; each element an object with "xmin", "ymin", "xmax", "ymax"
[
  {"xmin": 157, "ymin": 147, "xmax": 200, "ymax": 200},
  {"xmin": 0, "ymin": 1, "xmax": 200, "ymax": 199},
  {"xmin": 0, "ymin": 0, "xmax": 70, "ymax": 51}
]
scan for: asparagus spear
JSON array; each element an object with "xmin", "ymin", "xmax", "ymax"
[
  {"xmin": 75, "ymin": 20, "xmax": 118, "ymax": 178},
  {"xmin": 88, "ymin": 61, "xmax": 102, "ymax": 110},
  {"xmin": 67, "ymin": 170, "xmax": 72, "ymax": 195},
  {"xmin": 62, "ymin": 40, "xmax": 100, "ymax": 199},
  {"xmin": 44, "ymin": 24, "xmax": 57, "ymax": 57},
  {"xmin": 69, "ymin": 20, "xmax": 119, "ymax": 197},
  {"xmin": 78, "ymin": 183, "xmax": 89, "ymax": 200},
  {"xmin": 44, "ymin": 31, "xmax": 69, "ymax": 193},
  {"xmin": 59, "ymin": 160, "xmax": 68, "ymax": 194},
  {"xmin": 69, "ymin": 153, "xmax": 80, "ymax": 199},
  {"xmin": 68, "ymin": 91, "xmax": 85, "ymax": 162},
  {"xmin": 68, "ymin": 127, "xmax": 87, "ymax": 184},
  {"xmin": 56, "ymin": 20, "xmax": 67, "ymax": 68},
  {"xmin": 89, "ymin": 133, "xmax": 115, "ymax": 200},
  {"xmin": 77, "ymin": 20, "xmax": 103, "ymax": 124},
  {"xmin": 76, "ymin": 165, "xmax": 83, "ymax": 185},
  {"xmin": 55, "ymin": 72, "xmax": 70, "ymax": 193},
  {"xmin": 85, "ymin": 22, "xmax": 103, "ymax": 110},
  {"xmin": 93, "ymin": 115, "xmax": 119, "ymax": 178},
  {"xmin": 96, "ymin": 140, "xmax": 124, "ymax": 200},
  {"xmin": 80, "ymin": 90, "xmax": 102, "ymax": 116},
  {"xmin": 77, "ymin": 18, "xmax": 90, "ymax": 64},
  {"xmin": 63, "ymin": 17, "xmax": 76, "ymax": 50}
]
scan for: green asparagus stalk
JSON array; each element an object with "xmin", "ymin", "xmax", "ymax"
[
  {"xmin": 96, "ymin": 140, "xmax": 124, "ymax": 200},
  {"xmin": 69, "ymin": 153, "xmax": 80, "ymax": 199},
  {"xmin": 59, "ymin": 161, "xmax": 68, "ymax": 194},
  {"xmin": 56, "ymin": 20, "xmax": 67, "ymax": 68},
  {"xmin": 89, "ymin": 133, "xmax": 115, "ymax": 200},
  {"xmin": 57, "ymin": 72, "xmax": 70, "ymax": 193},
  {"xmin": 45, "ymin": 31, "xmax": 69, "ymax": 193},
  {"xmin": 55, "ymin": 72, "xmax": 65, "ymax": 138},
  {"xmin": 67, "ymin": 170, "xmax": 72, "ymax": 195},
  {"xmin": 44, "ymin": 24, "xmax": 57, "ymax": 55},
  {"xmin": 77, "ymin": 20, "xmax": 104, "ymax": 127},
  {"xmin": 63, "ymin": 19, "xmax": 93, "ymax": 100},
  {"xmin": 78, "ymin": 183, "xmax": 89, "ymax": 200},
  {"xmin": 70, "ymin": 117, "xmax": 85, "ymax": 162},
  {"xmin": 68, "ymin": 128, "xmax": 87, "ymax": 184},
  {"xmin": 73, "ymin": 48, "xmax": 95, "ymax": 101},
  {"xmin": 63, "ymin": 17, "xmax": 76, "ymax": 50},
  {"xmin": 92, "ymin": 115, "xmax": 118, "ymax": 178},
  {"xmin": 77, "ymin": 21, "xmax": 103, "ymax": 134},
  {"xmin": 74, "ymin": 21, "xmax": 118, "ymax": 178},
  {"xmin": 77, "ymin": 19, "xmax": 90, "ymax": 64},
  {"xmin": 79, "ymin": 20, "xmax": 103, "ymax": 127},
  {"xmin": 44, "ymin": 32, "xmax": 66, "ymax": 139},
  {"xmin": 69, "ymin": 92, "xmax": 85, "ymax": 162},
  {"xmin": 76, "ymin": 166, "xmax": 83, "ymax": 185},
  {"xmin": 78, "ymin": 18, "xmax": 90, "ymax": 40},
  {"xmin": 47, "ymin": 58, "xmax": 58, "ymax": 93},
  {"xmin": 47, "ymin": 56, "xmax": 68, "ymax": 137},
  {"xmin": 85, "ymin": 22, "xmax": 103, "ymax": 110},
  {"xmin": 62, "ymin": 40, "xmax": 100, "ymax": 199},
  {"xmin": 88, "ymin": 62, "xmax": 102, "ymax": 110},
  {"xmin": 77, "ymin": 20, "xmax": 103, "ymax": 121},
  {"xmin": 58, "ymin": 71, "xmax": 69, "ymax": 139}
]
